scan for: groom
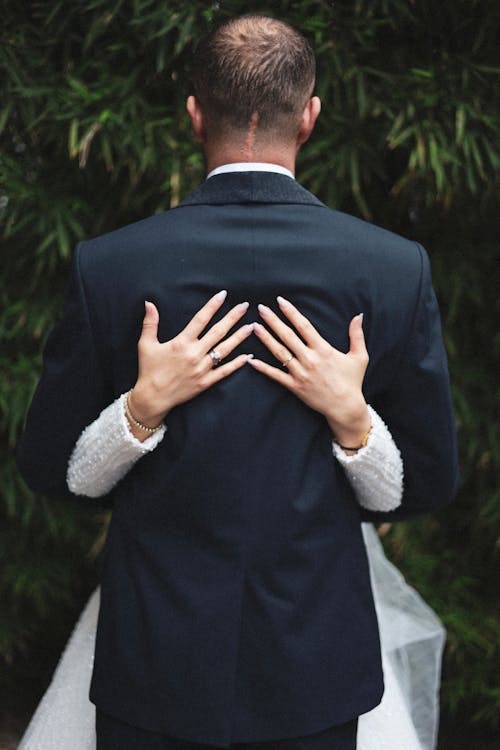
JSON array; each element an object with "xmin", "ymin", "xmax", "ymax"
[{"xmin": 17, "ymin": 14, "xmax": 458, "ymax": 750}]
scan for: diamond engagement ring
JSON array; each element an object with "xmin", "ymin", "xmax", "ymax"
[{"xmin": 209, "ymin": 349, "xmax": 222, "ymax": 367}]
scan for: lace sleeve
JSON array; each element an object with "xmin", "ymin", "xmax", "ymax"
[
  {"xmin": 332, "ymin": 404, "xmax": 403, "ymax": 512},
  {"xmin": 66, "ymin": 393, "xmax": 166, "ymax": 498}
]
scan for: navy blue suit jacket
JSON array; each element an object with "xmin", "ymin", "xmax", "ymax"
[{"xmin": 17, "ymin": 172, "xmax": 458, "ymax": 747}]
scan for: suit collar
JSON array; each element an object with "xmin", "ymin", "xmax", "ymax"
[
  {"xmin": 177, "ymin": 171, "xmax": 325, "ymax": 208},
  {"xmin": 206, "ymin": 162, "xmax": 294, "ymax": 180}
]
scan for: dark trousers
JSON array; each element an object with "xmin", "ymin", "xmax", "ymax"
[{"xmin": 96, "ymin": 709, "xmax": 358, "ymax": 750}]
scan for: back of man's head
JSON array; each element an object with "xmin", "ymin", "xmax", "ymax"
[{"xmin": 192, "ymin": 14, "xmax": 316, "ymax": 142}]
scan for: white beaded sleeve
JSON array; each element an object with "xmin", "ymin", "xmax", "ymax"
[
  {"xmin": 332, "ymin": 404, "xmax": 403, "ymax": 511},
  {"xmin": 66, "ymin": 392, "xmax": 166, "ymax": 498},
  {"xmin": 67, "ymin": 396, "xmax": 402, "ymax": 511}
]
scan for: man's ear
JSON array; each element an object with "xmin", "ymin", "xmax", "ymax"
[
  {"xmin": 297, "ymin": 96, "xmax": 321, "ymax": 147},
  {"xmin": 186, "ymin": 95, "xmax": 206, "ymax": 143}
]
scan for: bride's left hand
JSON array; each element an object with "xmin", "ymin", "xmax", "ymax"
[{"xmin": 249, "ymin": 296, "xmax": 371, "ymax": 449}]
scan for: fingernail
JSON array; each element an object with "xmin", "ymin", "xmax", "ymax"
[
  {"xmin": 238, "ymin": 301, "xmax": 249, "ymax": 311},
  {"xmin": 215, "ymin": 290, "xmax": 227, "ymax": 302},
  {"xmin": 245, "ymin": 323, "xmax": 254, "ymax": 334},
  {"xmin": 246, "ymin": 354, "xmax": 254, "ymax": 361},
  {"xmin": 277, "ymin": 295, "xmax": 289, "ymax": 307},
  {"xmin": 358, "ymin": 312, "xmax": 364, "ymax": 324},
  {"xmin": 258, "ymin": 304, "xmax": 270, "ymax": 316}
]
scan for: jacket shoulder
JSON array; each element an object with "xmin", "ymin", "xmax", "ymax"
[
  {"xmin": 322, "ymin": 205, "xmax": 419, "ymax": 250},
  {"xmin": 310, "ymin": 204, "xmax": 425, "ymax": 280}
]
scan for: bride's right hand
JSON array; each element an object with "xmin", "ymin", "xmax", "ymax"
[{"xmin": 128, "ymin": 291, "xmax": 253, "ymax": 434}]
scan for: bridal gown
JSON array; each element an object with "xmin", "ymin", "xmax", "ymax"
[{"xmin": 17, "ymin": 523, "xmax": 444, "ymax": 750}]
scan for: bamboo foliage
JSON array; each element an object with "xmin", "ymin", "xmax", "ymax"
[{"xmin": 1, "ymin": 0, "xmax": 499, "ymax": 730}]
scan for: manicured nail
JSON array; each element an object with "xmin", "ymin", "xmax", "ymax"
[
  {"xmin": 258, "ymin": 304, "xmax": 270, "ymax": 316},
  {"xmin": 277, "ymin": 295, "xmax": 289, "ymax": 307},
  {"xmin": 245, "ymin": 323, "xmax": 254, "ymax": 334},
  {"xmin": 238, "ymin": 301, "xmax": 249, "ymax": 311},
  {"xmin": 358, "ymin": 312, "xmax": 364, "ymax": 324},
  {"xmin": 246, "ymin": 354, "xmax": 254, "ymax": 361},
  {"xmin": 215, "ymin": 290, "xmax": 227, "ymax": 302}
]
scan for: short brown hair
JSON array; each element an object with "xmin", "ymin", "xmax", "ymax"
[{"xmin": 192, "ymin": 15, "xmax": 316, "ymax": 139}]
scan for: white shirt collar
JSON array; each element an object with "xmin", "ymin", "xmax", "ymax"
[{"xmin": 206, "ymin": 162, "xmax": 295, "ymax": 180}]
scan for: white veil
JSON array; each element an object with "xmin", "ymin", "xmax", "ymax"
[{"xmin": 359, "ymin": 523, "xmax": 445, "ymax": 750}]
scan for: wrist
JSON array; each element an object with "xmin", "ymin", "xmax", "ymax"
[
  {"xmin": 327, "ymin": 402, "xmax": 371, "ymax": 453},
  {"xmin": 128, "ymin": 386, "xmax": 168, "ymax": 429}
]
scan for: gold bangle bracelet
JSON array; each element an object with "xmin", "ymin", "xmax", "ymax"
[
  {"xmin": 335, "ymin": 424, "xmax": 372, "ymax": 452},
  {"xmin": 125, "ymin": 390, "xmax": 163, "ymax": 434}
]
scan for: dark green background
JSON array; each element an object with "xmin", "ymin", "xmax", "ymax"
[{"xmin": 1, "ymin": 1, "xmax": 498, "ymax": 745}]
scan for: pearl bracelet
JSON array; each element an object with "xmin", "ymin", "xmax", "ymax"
[{"xmin": 125, "ymin": 390, "xmax": 163, "ymax": 434}]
